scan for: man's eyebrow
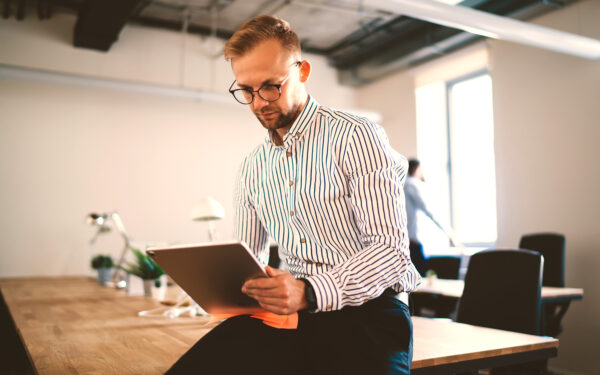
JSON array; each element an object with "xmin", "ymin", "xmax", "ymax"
[{"xmin": 237, "ymin": 78, "xmax": 278, "ymax": 89}]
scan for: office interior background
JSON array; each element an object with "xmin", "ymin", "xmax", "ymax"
[{"xmin": 1, "ymin": 0, "xmax": 598, "ymax": 373}]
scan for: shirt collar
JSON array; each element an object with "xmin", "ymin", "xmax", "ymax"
[{"xmin": 264, "ymin": 95, "xmax": 319, "ymax": 147}]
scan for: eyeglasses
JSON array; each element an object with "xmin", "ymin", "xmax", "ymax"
[{"xmin": 229, "ymin": 61, "xmax": 302, "ymax": 105}]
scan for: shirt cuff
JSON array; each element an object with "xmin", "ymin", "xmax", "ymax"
[{"xmin": 304, "ymin": 273, "xmax": 342, "ymax": 312}]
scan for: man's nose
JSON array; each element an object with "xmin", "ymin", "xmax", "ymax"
[{"xmin": 252, "ymin": 94, "xmax": 270, "ymax": 110}]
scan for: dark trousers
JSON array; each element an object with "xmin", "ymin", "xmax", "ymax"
[{"xmin": 165, "ymin": 292, "xmax": 412, "ymax": 375}]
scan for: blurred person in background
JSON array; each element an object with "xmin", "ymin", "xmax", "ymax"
[{"xmin": 404, "ymin": 158, "xmax": 462, "ymax": 249}]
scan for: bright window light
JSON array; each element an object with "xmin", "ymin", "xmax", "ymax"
[
  {"xmin": 449, "ymin": 74, "xmax": 497, "ymax": 244},
  {"xmin": 415, "ymin": 72, "xmax": 497, "ymax": 248}
]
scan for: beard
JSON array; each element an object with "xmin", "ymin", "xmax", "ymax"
[{"xmin": 254, "ymin": 102, "xmax": 302, "ymax": 132}]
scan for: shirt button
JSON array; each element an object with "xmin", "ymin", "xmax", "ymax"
[
  {"xmin": 300, "ymin": 238, "xmax": 306, "ymax": 244},
  {"xmin": 289, "ymin": 180, "xmax": 294, "ymax": 186},
  {"xmin": 326, "ymin": 305, "xmax": 332, "ymax": 310},
  {"xmin": 286, "ymin": 151, "xmax": 292, "ymax": 157},
  {"xmin": 290, "ymin": 211, "xmax": 295, "ymax": 216},
  {"xmin": 296, "ymin": 132, "xmax": 302, "ymax": 138},
  {"xmin": 315, "ymin": 263, "xmax": 322, "ymax": 267}
]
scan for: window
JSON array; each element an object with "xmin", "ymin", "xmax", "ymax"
[{"xmin": 415, "ymin": 70, "xmax": 497, "ymax": 247}]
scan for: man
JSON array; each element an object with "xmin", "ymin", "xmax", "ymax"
[
  {"xmin": 404, "ymin": 158, "xmax": 461, "ymax": 251},
  {"xmin": 166, "ymin": 15, "xmax": 420, "ymax": 375}
]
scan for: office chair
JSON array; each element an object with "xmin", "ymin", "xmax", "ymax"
[
  {"xmin": 519, "ymin": 232, "xmax": 567, "ymax": 337},
  {"xmin": 519, "ymin": 233, "xmax": 565, "ymax": 287},
  {"xmin": 425, "ymin": 256, "xmax": 461, "ymax": 279},
  {"xmin": 457, "ymin": 249, "xmax": 543, "ymax": 335},
  {"xmin": 410, "ymin": 244, "xmax": 459, "ymax": 318},
  {"xmin": 457, "ymin": 249, "xmax": 544, "ymax": 374}
]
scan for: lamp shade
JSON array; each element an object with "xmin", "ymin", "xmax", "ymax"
[
  {"xmin": 86, "ymin": 213, "xmax": 111, "ymax": 230},
  {"xmin": 191, "ymin": 197, "xmax": 225, "ymax": 221}
]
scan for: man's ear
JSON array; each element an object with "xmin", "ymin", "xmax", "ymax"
[{"xmin": 299, "ymin": 60, "xmax": 311, "ymax": 83}]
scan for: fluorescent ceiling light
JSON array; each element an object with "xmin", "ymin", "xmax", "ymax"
[
  {"xmin": 376, "ymin": 0, "xmax": 600, "ymax": 60},
  {"xmin": 434, "ymin": 0, "xmax": 462, "ymax": 4},
  {"xmin": 0, "ymin": 64, "xmax": 233, "ymax": 104}
]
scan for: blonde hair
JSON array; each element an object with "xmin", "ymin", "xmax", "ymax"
[{"xmin": 224, "ymin": 15, "xmax": 301, "ymax": 61}]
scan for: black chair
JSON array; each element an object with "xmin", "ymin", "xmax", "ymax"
[
  {"xmin": 457, "ymin": 249, "xmax": 544, "ymax": 374},
  {"xmin": 519, "ymin": 233, "xmax": 565, "ymax": 287},
  {"xmin": 410, "ymin": 243, "xmax": 459, "ymax": 318},
  {"xmin": 425, "ymin": 256, "xmax": 461, "ymax": 279},
  {"xmin": 457, "ymin": 249, "xmax": 543, "ymax": 335},
  {"xmin": 519, "ymin": 232, "xmax": 567, "ymax": 337}
]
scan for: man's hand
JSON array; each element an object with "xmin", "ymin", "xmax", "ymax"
[{"xmin": 242, "ymin": 266, "xmax": 308, "ymax": 315}]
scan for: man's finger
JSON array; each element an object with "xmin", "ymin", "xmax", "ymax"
[
  {"xmin": 265, "ymin": 266, "xmax": 287, "ymax": 277},
  {"xmin": 243, "ymin": 277, "xmax": 279, "ymax": 290},
  {"xmin": 243, "ymin": 286, "xmax": 288, "ymax": 299}
]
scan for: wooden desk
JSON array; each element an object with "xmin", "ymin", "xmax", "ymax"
[
  {"xmin": 411, "ymin": 317, "xmax": 557, "ymax": 374},
  {"xmin": 415, "ymin": 278, "xmax": 584, "ymax": 303},
  {"xmin": 1, "ymin": 277, "xmax": 558, "ymax": 374}
]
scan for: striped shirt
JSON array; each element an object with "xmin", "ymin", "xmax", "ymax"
[{"xmin": 234, "ymin": 95, "xmax": 421, "ymax": 312}]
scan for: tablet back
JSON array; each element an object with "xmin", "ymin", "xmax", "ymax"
[{"xmin": 147, "ymin": 241, "xmax": 267, "ymax": 314}]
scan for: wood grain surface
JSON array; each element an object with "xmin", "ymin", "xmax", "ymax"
[
  {"xmin": 1, "ymin": 277, "xmax": 559, "ymax": 374},
  {"xmin": 411, "ymin": 315, "xmax": 557, "ymax": 369}
]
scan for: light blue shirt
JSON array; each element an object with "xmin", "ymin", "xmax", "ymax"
[
  {"xmin": 404, "ymin": 176, "xmax": 450, "ymax": 242},
  {"xmin": 234, "ymin": 96, "xmax": 421, "ymax": 312}
]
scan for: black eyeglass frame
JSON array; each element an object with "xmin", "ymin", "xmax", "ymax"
[{"xmin": 228, "ymin": 61, "xmax": 302, "ymax": 105}]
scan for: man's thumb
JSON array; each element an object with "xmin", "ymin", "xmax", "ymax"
[{"xmin": 265, "ymin": 266, "xmax": 284, "ymax": 277}]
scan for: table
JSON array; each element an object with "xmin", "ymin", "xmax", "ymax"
[
  {"xmin": 414, "ymin": 278, "xmax": 584, "ymax": 336},
  {"xmin": 415, "ymin": 278, "xmax": 584, "ymax": 303},
  {"xmin": 1, "ymin": 277, "xmax": 559, "ymax": 374},
  {"xmin": 423, "ymin": 246, "xmax": 487, "ymax": 279}
]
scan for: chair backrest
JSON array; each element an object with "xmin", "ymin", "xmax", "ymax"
[
  {"xmin": 425, "ymin": 256, "xmax": 461, "ymax": 279},
  {"xmin": 457, "ymin": 249, "xmax": 543, "ymax": 335},
  {"xmin": 409, "ymin": 241, "xmax": 428, "ymax": 276},
  {"xmin": 519, "ymin": 232, "xmax": 565, "ymax": 287}
]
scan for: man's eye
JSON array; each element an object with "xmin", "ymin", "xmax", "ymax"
[{"xmin": 261, "ymin": 85, "xmax": 279, "ymax": 92}]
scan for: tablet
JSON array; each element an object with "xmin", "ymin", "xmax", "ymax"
[{"xmin": 146, "ymin": 241, "xmax": 268, "ymax": 314}]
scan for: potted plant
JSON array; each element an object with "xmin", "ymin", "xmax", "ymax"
[
  {"xmin": 91, "ymin": 254, "xmax": 114, "ymax": 285},
  {"xmin": 119, "ymin": 246, "xmax": 165, "ymax": 298}
]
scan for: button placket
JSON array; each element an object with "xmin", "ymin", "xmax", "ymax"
[{"xmin": 285, "ymin": 144, "xmax": 297, "ymax": 224}]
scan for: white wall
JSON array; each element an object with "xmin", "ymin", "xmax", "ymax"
[
  {"xmin": 355, "ymin": 70, "xmax": 418, "ymax": 158},
  {"xmin": 0, "ymin": 11, "xmax": 355, "ymax": 277},
  {"xmin": 488, "ymin": 2, "xmax": 600, "ymax": 374},
  {"xmin": 356, "ymin": 1, "xmax": 600, "ymax": 373}
]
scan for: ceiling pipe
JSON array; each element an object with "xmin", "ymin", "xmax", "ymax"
[{"xmin": 374, "ymin": 0, "xmax": 600, "ymax": 60}]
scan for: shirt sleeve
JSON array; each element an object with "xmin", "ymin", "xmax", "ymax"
[
  {"xmin": 233, "ymin": 156, "xmax": 270, "ymax": 266},
  {"xmin": 304, "ymin": 122, "xmax": 421, "ymax": 311}
]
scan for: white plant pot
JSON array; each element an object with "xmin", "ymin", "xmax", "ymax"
[
  {"xmin": 125, "ymin": 274, "xmax": 144, "ymax": 296},
  {"xmin": 151, "ymin": 275, "xmax": 168, "ymax": 301},
  {"xmin": 143, "ymin": 279, "xmax": 154, "ymax": 297}
]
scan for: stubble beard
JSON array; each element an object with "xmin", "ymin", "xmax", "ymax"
[{"xmin": 255, "ymin": 102, "xmax": 302, "ymax": 133}]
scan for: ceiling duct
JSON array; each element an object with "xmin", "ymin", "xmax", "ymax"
[
  {"xmin": 336, "ymin": 0, "xmax": 589, "ymax": 86},
  {"xmin": 74, "ymin": 0, "xmax": 144, "ymax": 51}
]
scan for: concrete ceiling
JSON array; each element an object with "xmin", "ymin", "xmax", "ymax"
[{"xmin": 2, "ymin": 0, "xmax": 578, "ymax": 85}]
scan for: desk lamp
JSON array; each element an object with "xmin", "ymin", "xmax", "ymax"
[
  {"xmin": 86, "ymin": 211, "xmax": 131, "ymax": 288},
  {"xmin": 191, "ymin": 197, "xmax": 225, "ymax": 242}
]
